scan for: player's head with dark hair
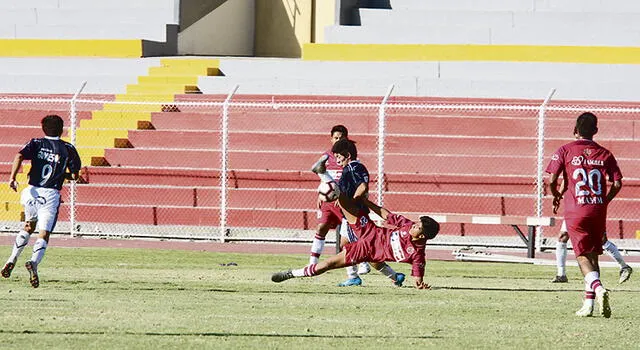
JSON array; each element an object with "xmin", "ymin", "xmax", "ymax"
[
  {"xmin": 419, "ymin": 216, "xmax": 440, "ymax": 240},
  {"xmin": 331, "ymin": 125, "xmax": 348, "ymax": 138},
  {"xmin": 41, "ymin": 115, "xmax": 64, "ymax": 137},
  {"xmin": 332, "ymin": 138, "xmax": 357, "ymax": 161},
  {"xmin": 574, "ymin": 112, "xmax": 598, "ymax": 139},
  {"xmin": 330, "ymin": 125, "xmax": 348, "ymax": 145}
]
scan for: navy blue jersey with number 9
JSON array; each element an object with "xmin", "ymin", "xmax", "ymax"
[{"xmin": 19, "ymin": 137, "xmax": 81, "ymax": 190}]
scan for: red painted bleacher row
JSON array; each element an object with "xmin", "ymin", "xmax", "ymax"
[
  {"xmin": 58, "ymin": 184, "xmax": 640, "ymax": 219},
  {"xmin": 2, "ymin": 94, "xmax": 639, "ymax": 236},
  {"xmin": 54, "ymin": 204, "xmax": 638, "ymax": 238},
  {"xmin": 149, "ymin": 110, "xmax": 640, "ymax": 139}
]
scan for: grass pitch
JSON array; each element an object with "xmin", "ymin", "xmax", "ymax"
[{"xmin": 0, "ymin": 245, "xmax": 637, "ymax": 349}]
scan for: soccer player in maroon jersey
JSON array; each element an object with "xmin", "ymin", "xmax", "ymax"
[
  {"xmin": 309, "ymin": 125, "xmax": 348, "ymax": 264},
  {"xmin": 272, "ymin": 187, "xmax": 439, "ymax": 289},
  {"xmin": 546, "ymin": 112, "xmax": 622, "ymax": 318}
]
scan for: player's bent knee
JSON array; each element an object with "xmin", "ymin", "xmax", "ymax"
[
  {"xmin": 558, "ymin": 232, "xmax": 569, "ymax": 243},
  {"xmin": 24, "ymin": 221, "xmax": 36, "ymax": 234}
]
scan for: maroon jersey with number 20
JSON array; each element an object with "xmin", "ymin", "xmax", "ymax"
[{"xmin": 545, "ymin": 139, "xmax": 622, "ymax": 256}]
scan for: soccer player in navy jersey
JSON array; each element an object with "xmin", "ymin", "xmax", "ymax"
[
  {"xmin": 546, "ymin": 112, "xmax": 622, "ymax": 318},
  {"xmin": 272, "ymin": 193, "xmax": 439, "ymax": 290},
  {"xmin": 306, "ymin": 138, "xmax": 408, "ymax": 287},
  {"xmin": 2, "ymin": 115, "xmax": 81, "ymax": 288}
]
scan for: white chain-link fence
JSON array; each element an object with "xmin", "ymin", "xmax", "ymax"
[{"xmin": 1, "ymin": 89, "xmax": 639, "ymax": 250}]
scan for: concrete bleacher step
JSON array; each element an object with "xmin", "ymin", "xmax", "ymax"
[
  {"xmin": 374, "ymin": 0, "xmax": 640, "ymax": 12},
  {"xmin": 326, "ymin": 23, "xmax": 640, "ymax": 46},
  {"xmin": 142, "ymin": 109, "xmax": 640, "ymax": 140},
  {"xmin": 357, "ymin": 8, "xmax": 640, "ymax": 29},
  {"xmin": 98, "ymin": 148, "xmax": 640, "ymax": 176},
  {"xmin": 2, "ymin": 24, "xmax": 171, "ymax": 42},
  {"xmin": 121, "ymin": 129, "xmax": 640, "ymax": 158},
  {"xmin": 50, "ymin": 202, "xmax": 640, "ymax": 237}
]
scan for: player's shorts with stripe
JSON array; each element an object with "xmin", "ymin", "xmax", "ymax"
[
  {"xmin": 565, "ymin": 216, "xmax": 606, "ymax": 257},
  {"xmin": 317, "ymin": 201, "xmax": 342, "ymax": 229},
  {"xmin": 20, "ymin": 185, "xmax": 61, "ymax": 232}
]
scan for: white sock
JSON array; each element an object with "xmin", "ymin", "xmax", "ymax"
[
  {"xmin": 292, "ymin": 264, "xmax": 317, "ymax": 277},
  {"xmin": 345, "ymin": 265, "xmax": 358, "ymax": 279},
  {"xmin": 556, "ymin": 242, "xmax": 567, "ymax": 276},
  {"xmin": 584, "ymin": 282, "xmax": 595, "ymax": 308},
  {"xmin": 30, "ymin": 238, "xmax": 47, "ymax": 265},
  {"xmin": 309, "ymin": 235, "xmax": 325, "ymax": 265},
  {"xmin": 584, "ymin": 271, "xmax": 605, "ymax": 294},
  {"xmin": 374, "ymin": 263, "xmax": 397, "ymax": 280},
  {"xmin": 8, "ymin": 230, "xmax": 31, "ymax": 264},
  {"xmin": 317, "ymin": 172, "xmax": 334, "ymax": 184},
  {"xmin": 603, "ymin": 240, "xmax": 628, "ymax": 269}
]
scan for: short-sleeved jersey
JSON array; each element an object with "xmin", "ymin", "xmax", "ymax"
[
  {"xmin": 322, "ymin": 150, "xmax": 343, "ymax": 183},
  {"xmin": 19, "ymin": 137, "xmax": 81, "ymax": 191},
  {"xmin": 545, "ymin": 139, "xmax": 622, "ymax": 219},
  {"xmin": 338, "ymin": 160, "xmax": 370, "ymax": 214},
  {"xmin": 349, "ymin": 213, "xmax": 427, "ymax": 277}
]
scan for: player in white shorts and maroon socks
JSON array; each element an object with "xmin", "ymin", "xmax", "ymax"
[
  {"xmin": 308, "ymin": 125, "xmax": 370, "ymax": 277},
  {"xmin": 2, "ymin": 115, "xmax": 81, "ymax": 288}
]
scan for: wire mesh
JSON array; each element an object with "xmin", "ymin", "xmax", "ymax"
[{"xmin": 1, "ymin": 95, "xmax": 638, "ymax": 250}]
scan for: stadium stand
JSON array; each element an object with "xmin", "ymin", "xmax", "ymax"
[
  {"xmin": 0, "ymin": 0, "xmax": 639, "ymax": 247},
  {"xmin": 0, "ymin": 0, "xmax": 178, "ymax": 57}
]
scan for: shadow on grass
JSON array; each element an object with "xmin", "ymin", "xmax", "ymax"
[
  {"xmin": 1, "ymin": 329, "xmax": 441, "ymax": 339},
  {"xmin": 434, "ymin": 286, "xmax": 640, "ymax": 293}
]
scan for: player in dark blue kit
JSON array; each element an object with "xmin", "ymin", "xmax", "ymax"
[
  {"xmin": 312, "ymin": 138, "xmax": 405, "ymax": 287},
  {"xmin": 2, "ymin": 115, "xmax": 81, "ymax": 288}
]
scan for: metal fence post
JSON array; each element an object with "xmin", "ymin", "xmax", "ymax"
[
  {"xmin": 376, "ymin": 84, "xmax": 395, "ymax": 207},
  {"xmin": 536, "ymin": 88, "xmax": 556, "ymax": 251},
  {"xmin": 219, "ymin": 85, "xmax": 239, "ymax": 242},
  {"xmin": 69, "ymin": 81, "xmax": 87, "ymax": 237}
]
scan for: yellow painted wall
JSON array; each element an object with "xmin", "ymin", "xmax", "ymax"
[
  {"xmin": 313, "ymin": 0, "xmax": 336, "ymax": 43},
  {"xmin": 255, "ymin": 0, "xmax": 313, "ymax": 58}
]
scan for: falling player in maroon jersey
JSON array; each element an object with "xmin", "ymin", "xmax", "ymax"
[
  {"xmin": 546, "ymin": 112, "xmax": 623, "ymax": 318},
  {"xmin": 272, "ymin": 192, "xmax": 439, "ymax": 289}
]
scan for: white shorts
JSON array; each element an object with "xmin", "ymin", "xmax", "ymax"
[
  {"xmin": 20, "ymin": 185, "xmax": 61, "ymax": 232},
  {"xmin": 338, "ymin": 217, "xmax": 358, "ymax": 243}
]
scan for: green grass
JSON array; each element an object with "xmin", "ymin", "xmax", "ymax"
[{"xmin": 0, "ymin": 246, "xmax": 637, "ymax": 349}]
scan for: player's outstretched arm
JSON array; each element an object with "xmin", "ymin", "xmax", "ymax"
[
  {"xmin": 607, "ymin": 180, "xmax": 622, "ymax": 203},
  {"xmin": 8, "ymin": 153, "xmax": 23, "ymax": 192},
  {"xmin": 413, "ymin": 276, "xmax": 431, "ymax": 290},
  {"xmin": 362, "ymin": 197, "xmax": 390, "ymax": 221}
]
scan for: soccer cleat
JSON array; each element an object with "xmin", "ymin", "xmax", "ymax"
[
  {"xmin": 25, "ymin": 261, "xmax": 39, "ymax": 288},
  {"xmin": 575, "ymin": 303, "xmax": 594, "ymax": 317},
  {"xmin": 1, "ymin": 262, "xmax": 15, "ymax": 278},
  {"xmin": 619, "ymin": 266, "xmax": 633, "ymax": 284},
  {"xmin": 310, "ymin": 154, "xmax": 329, "ymax": 174},
  {"xmin": 337, "ymin": 276, "xmax": 362, "ymax": 287},
  {"xmin": 271, "ymin": 270, "xmax": 294, "ymax": 283},
  {"xmin": 595, "ymin": 289, "xmax": 611, "ymax": 318},
  {"xmin": 357, "ymin": 262, "xmax": 371, "ymax": 275},
  {"xmin": 551, "ymin": 275, "xmax": 568, "ymax": 283},
  {"xmin": 393, "ymin": 273, "xmax": 406, "ymax": 287}
]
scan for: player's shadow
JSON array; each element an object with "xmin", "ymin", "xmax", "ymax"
[
  {"xmin": 433, "ymin": 286, "xmax": 640, "ymax": 293},
  {"xmin": 1, "ymin": 329, "xmax": 441, "ymax": 339}
]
